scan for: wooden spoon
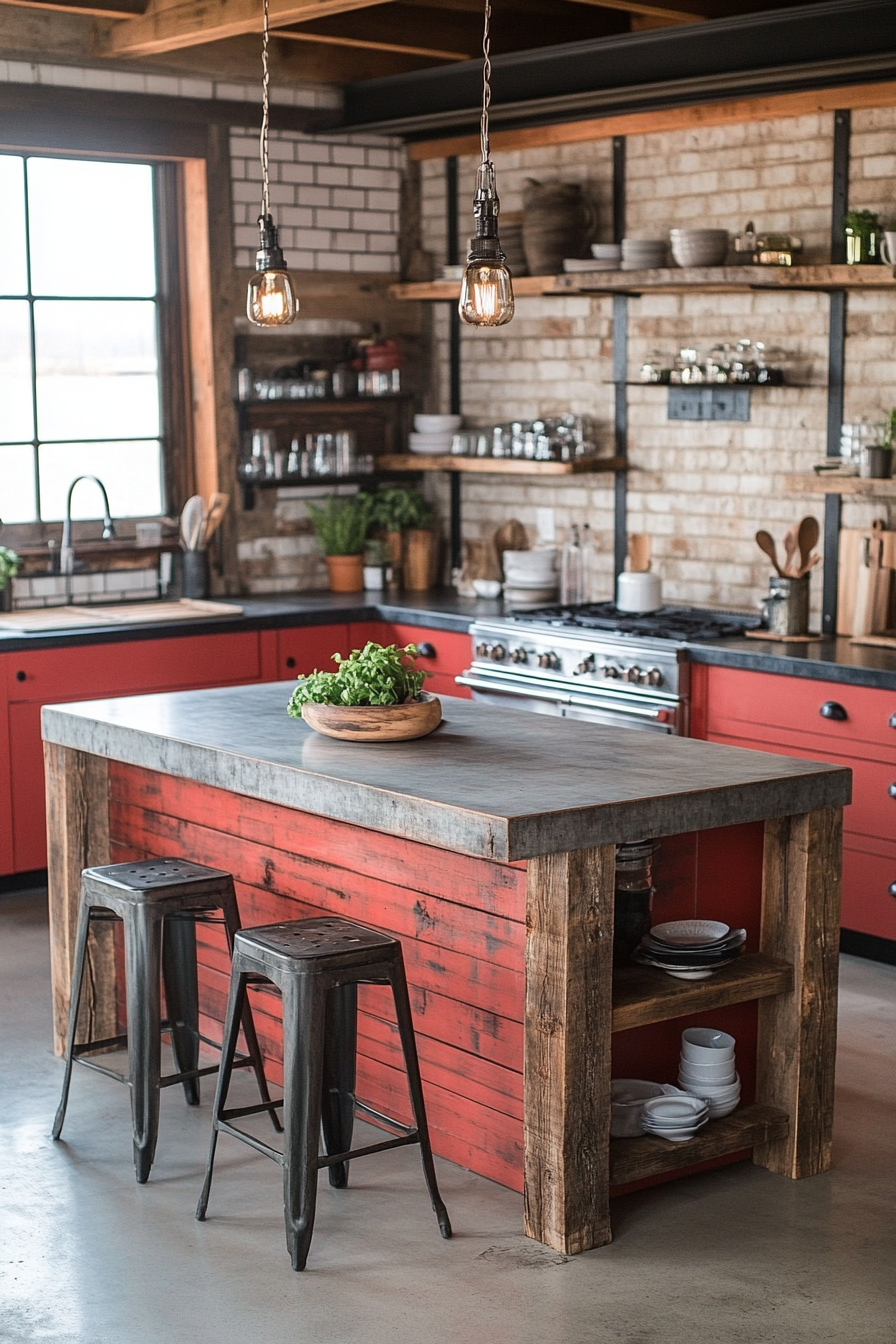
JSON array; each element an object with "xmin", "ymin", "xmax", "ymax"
[
  {"xmin": 782, "ymin": 524, "xmax": 799, "ymax": 577},
  {"xmin": 755, "ymin": 529, "xmax": 784, "ymax": 576},
  {"xmin": 201, "ymin": 492, "xmax": 230, "ymax": 549},
  {"xmin": 797, "ymin": 516, "xmax": 820, "ymax": 575},
  {"xmin": 180, "ymin": 495, "xmax": 205, "ymax": 552},
  {"xmin": 628, "ymin": 533, "xmax": 651, "ymax": 573}
]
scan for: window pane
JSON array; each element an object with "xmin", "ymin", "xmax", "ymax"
[
  {"xmin": 27, "ymin": 158, "xmax": 156, "ymax": 298},
  {"xmin": 0, "ymin": 157, "xmax": 28, "ymax": 296},
  {"xmin": 38, "ymin": 441, "xmax": 163, "ymax": 520},
  {"xmin": 0, "ymin": 444, "xmax": 37, "ymax": 523},
  {"xmin": 34, "ymin": 300, "xmax": 160, "ymax": 442},
  {"xmin": 0, "ymin": 300, "xmax": 34, "ymax": 442}
]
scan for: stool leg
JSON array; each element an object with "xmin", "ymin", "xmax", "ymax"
[
  {"xmin": 52, "ymin": 900, "xmax": 94, "ymax": 1141},
  {"xmin": 161, "ymin": 916, "xmax": 201, "ymax": 1107},
  {"xmin": 321, "ymin": 983, "xmax": 357, "ymax": 1189},
  {"xmin": 220, "ymin": 887, "xmax": 282, "ymax": 1133},
  {"xmin": 196, "ymin": 964, "xmax": 249, "ymax": 1222},
  {"xmin": 389, "ymin": 959, "xmax": 452, "ymax": 1239},
  {"xmin": 281, "ymin": 976, "xmax": 326, "ymax": 1271},
  {"xmin": 124, "ymin": 905, "xmax": 164, "ymax": 1184}
]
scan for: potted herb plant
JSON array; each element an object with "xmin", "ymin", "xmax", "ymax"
[
  {"xmin": 307, "ymin": 492, "xmax": 374, "ymax": 593},
  {"xmin": 843, "ymin": 210, "xmax": 882, "ymax": 265},
  {"xmin": 287, "ymin": 641, "xmax": 440, "ymax": 741},
  {"xmin": 0, "ymin": 546, "xmax": 21, "ymax": 613},
  {"xmin": 371, "ymin": 486, "xmax": 439, "ymax": 591}
]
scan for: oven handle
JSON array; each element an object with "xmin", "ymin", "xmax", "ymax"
[{"xmin": 456, "ymin": 674, "xmax": 671, "ymax": 721}]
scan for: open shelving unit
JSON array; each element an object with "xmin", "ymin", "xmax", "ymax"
[
  {"xmin": 784, "ymin": 473, "xmax": 896, "ymax": 497},
  {"xmin": 378, "ymin": 453, "xmax": 625, "ymax": 476}
]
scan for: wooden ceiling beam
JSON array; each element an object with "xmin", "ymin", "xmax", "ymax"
[
  {"xmin": 0, "ymin": 0, "xmax": 146, "ymax": 17},
  {"xmin": 564, "ymin": 0, "xmax": 705, "ymax": 23},
  {"xmin": 276, "ymin": 27, "xmax": 468, "ymax": 59},
  {"xmin": 96, "ymin": 0, "xmax": 394, "ymax": 57}
]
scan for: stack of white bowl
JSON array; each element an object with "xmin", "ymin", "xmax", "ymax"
[
  {"xmin": 677, "ymin": 1027, "xmax": 741, "ymax": 1118},
  {"xmin": 621, "ymin": 238, "xmax": 668, "ymax": 270},
  {"xmin": 669, "ymin": 228, "xmax": 729, "ymax": 268},
  {"xmin": 591, "ymin": 243, "xmax": 622, "ymax": 270},
  {"xmin": 501, "ymin": 547, "xmax": 559, "ymax": 605},
  {"xmin": 409, "ymin": 414, "xmax": 462, "ymax": 455},
  {"xmin": 640, "ymin": 1093, "xmax": 709, "ymax": 1143}
]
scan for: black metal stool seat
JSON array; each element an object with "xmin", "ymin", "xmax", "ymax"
[
  {"xmin": 196, "ymin": 916, "xmax": 452, "ymax": 1271},
  {"xmin": 53, "ymin": 858, "xmax": 279, "ymax": 1184}
]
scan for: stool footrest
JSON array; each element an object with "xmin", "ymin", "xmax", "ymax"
[
  {"xmin": 72, "ymin": 1034, "xmax": 128, "ymax": 1056},
  {"xmin": 355, "ymin": 1100, "xmax": 417, "ymax": 1139},
  {"xmin": 220, "ymin": 1099, "xmax": 284, "ymax": 1122},
  {"xmin": 317, "ymin": 1132, "xmax": 419, "ymax": 1170},
  {"xmin": 216, "ymin": 1120, "xmax": 284, "ymax": 1165},
  {"xmin": 74, "ymin": 1057, "xmax": 130, "ymax": 1085}
]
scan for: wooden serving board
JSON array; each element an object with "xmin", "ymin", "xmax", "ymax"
[
  {"xmin": 0, "ymin": 598, "xmax": 243, "ymax": 632},
  {"xmin": 849, "ymin": 632, "xmax": 896, "ymax": 649},
  {"xmin": 745, "ymin": 630, "xmax": 825, "ymax": 643},
  {"xmin": 838, "ymin": 523, "xmax": 895, "ymax": 636}
]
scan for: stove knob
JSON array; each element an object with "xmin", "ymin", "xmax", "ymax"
[
  {"xmin": 538, "ymin": 651, "xmax": 560, "ymax": 670},
  {"xmin": 475, "ymin": 643, "xmax": 489, "ymax": 658},
  {"xmin": 511, "ymin": 647, "xmax": 528, "ymax": 664},
  {"xmin": 604, "ymin": 665, "xmax": 621, "ymax": 679},
  {"xmin": 624, "ymin": 666, "xmax": 642, "ymax": 684},
  {"xmin": 647, "ymin": 667, "xmax": 664, "ymax": 687},
  {"xmin": 574, "ymin": 655, "xmax": 595, "ymax": 676},
  {"xmin": 489, "ymin": 644, "xmax": 506, "ymax": 662}
]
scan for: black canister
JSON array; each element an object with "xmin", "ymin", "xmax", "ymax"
[
  {"xmin": 614, "ymin": 840, "xmax": 658, "ymax": 965},
  {"xmin": 182, "ymin": 550, "xmax": 210, "ymax": 600}
]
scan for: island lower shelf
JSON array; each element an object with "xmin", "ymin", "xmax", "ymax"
[
  {"xmin": 610, "ymin": 1104, "xmax": 790, "ymax": 1186},
  {"xmin": 612, "ymin": 954, "xmax": 794, "ymax": 1032}
]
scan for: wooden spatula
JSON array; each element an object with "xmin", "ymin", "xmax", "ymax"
[
  {"xmin": 628, "ymin": 533, "xmax": 651, "ymax": 573},
  {"xmin": 201, "ymin": 492, "xmax": 230, "ymax": 549}
]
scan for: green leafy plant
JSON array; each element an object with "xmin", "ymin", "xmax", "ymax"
[
  {"xmin": 287, "ymin": 642, "xmax": 430, "ymax": 713},
  {"xmin": 843, "ymin": 209, "xmax": 880, "ymax": 232},
  {"xmin": 0, "ymin": 546, "xmax": 21, "ymax": 590},
  {"xmin": 370, "ymin": 485, "xmax": 434, "ymax": 532},
  {"xmin": 883, "ymin": 409, "xmax": 896, "ymax": 451},
  {"xmin": 307, "ymin": 492, "xmax": 374, "ymax": 556}
]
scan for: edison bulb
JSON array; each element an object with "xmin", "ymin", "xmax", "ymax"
[
  {"xmin": 458, "ymin": 261, "xmax": 514, "ymax": 327},
  {"xmin": 247, "ymin": 268, "xmax": 298, "ymax": 326}
]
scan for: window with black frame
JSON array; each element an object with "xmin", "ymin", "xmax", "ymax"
[{"xmin": 0, "ymin": 154, "xmax": 167, "ymax": 524}]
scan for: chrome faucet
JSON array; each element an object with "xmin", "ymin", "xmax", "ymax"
[{"xmin": 60, "ymin": 476, "xmax": 116, "ymax": 577}]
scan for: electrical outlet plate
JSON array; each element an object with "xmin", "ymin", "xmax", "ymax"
[{"xmin": 667, "ymin": 387, "xmax": 751, "ymax": 422}]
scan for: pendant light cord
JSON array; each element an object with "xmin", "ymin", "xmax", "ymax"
[
  {"xmin": 480, "ymin": 0, "xmax": 491, "ymax": 165},
  {"xmin": 260, "ymin": 0, "xmax": 271, "ymax": 220}
]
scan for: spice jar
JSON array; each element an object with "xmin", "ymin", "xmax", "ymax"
[{"xmin": 614, "ymin": 840, "xmax": 658, "ymax": 965}]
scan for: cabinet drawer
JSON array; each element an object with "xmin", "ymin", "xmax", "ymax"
[
  {"xmin": 705, "ymin": 666, "xmax": 896, "ymax": 758},
  {"xmin": 842, "ymin": 843, "xmax": 896, "ymax": 942},
  {"xmin": 277, "ymin": 624, "xmax": 349, "ymax": 680},
  {"xmin": 389, "ymin": 624, "xmax": 472, "ymax": 680},
  {"xmin": 6, "ymin": 632, "xmax": 262, "ymax": 703}
]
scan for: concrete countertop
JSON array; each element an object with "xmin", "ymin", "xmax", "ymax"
[
  {"xmin": 41, "ymin": 682, "xmax": 851, "ymax": 862},
  {"xmin": 3, "ymin": 590, "xmax": 895, "ymax": 691}
]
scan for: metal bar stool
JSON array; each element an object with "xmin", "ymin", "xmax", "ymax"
[
  {"xmin": 53, "ymin": 858, "xmax": 280, "ymax": 1184},
  {"xmin": 196, "ymin": 916, "xmax": 452, "ymax": 1271}
]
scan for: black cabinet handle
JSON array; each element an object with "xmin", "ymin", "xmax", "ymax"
[
  {"xmin": 820, "ymin": 701, "xmax": 848, "ymax": 721},
  {"xmin": 285, "ymin": 656, "xmax": 296, "ymax": 670},
  {"xmin": 15, "ymin": 670, "xmax": 26, "ymax": 683},
  {"xmin": 415, "ymin": 642, "xmax": 436, "ymax": 659}
]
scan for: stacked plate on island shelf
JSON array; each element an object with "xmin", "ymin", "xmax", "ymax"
[
  {"xmin": 677, "ymin": 1028, "xmax": 741, "ymax": 1118},
  {"xmin": 640, "ymin": 1092, "xmax": 709, "ymax": 1142},
  {"xmin": 632, "ymin": 919, "xmax": 746, "ymax": 979}
]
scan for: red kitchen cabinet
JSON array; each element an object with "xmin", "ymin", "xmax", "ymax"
[
  {"xmin": 696, "ymin": 664, "xmax": 896, "ymax": 946},
  {"xmin": 348, "ymin": 621, "xmax": 473, "ymax": 698},
  {"xmin": 2, "ymin": 629, "xmax": 265, "ymax": 876},
  {"xmin": 276, "ymin": 623, "xmax": 350, "ymax": 680}
]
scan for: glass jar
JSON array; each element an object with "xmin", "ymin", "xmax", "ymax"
[
  {"xmin": 844, "ymin": 211, "xmax": 882, "ymax": 265},
  {"xmin": 613, "ymin": 840, "xmax": 658, "ymax": 965}
]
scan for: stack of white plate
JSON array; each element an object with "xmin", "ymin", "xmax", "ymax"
[
  {"xmin": 592, "ymin": 243, "xmax": 622, "ymax": 268},
  {"xmin": 677, "ymin": 1027, "xmax": 741, "ymax": 1119},
  {"xmin": 633, "ymin": 919, "xmax": 746, "ymax": 979},
  {"xmin": 409, "ymin": 414, "xmax": 462, "ymax": 455},
  {"xmin": 640, "ymin": 1093, "xmax": 709, "ymax": 1142},
  {"xmin": 670, "ymin": 228, "xmax": 729, "ymax": 267},
  {"xmin": 502, "ymin": 547, "xmax": 559, "ymax": 605},
  {"xmin": 621, "ymin": 238, "xmax": 668, "ymax": 270}
]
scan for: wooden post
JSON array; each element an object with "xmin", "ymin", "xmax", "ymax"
[
  {"xmin": 754, "ymin": 808, "xmax": 842, "ymax": 1178},
  {"xmin": 44, "ymin": 742, "xmax": 114, "ymax": 1056},
  {"xmin": 524, "ymin": 843, "xmax": 616, "ymax": 1254}
]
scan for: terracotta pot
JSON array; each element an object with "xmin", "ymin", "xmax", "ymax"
[
  {"xmin": 403, "ymin": 528, "xmax": 439, "ymax": 591},
  {"xmin": 301, "ymin": 692, "xmax": 442, "ymax": 742},
  {"xmin": 325, "ymin": 554, "xmax": 365, "ymax": 593}
]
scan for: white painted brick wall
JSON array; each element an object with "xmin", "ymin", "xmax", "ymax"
[
  {"xmin": 420, "ymin": 113, "xmax": 896, "ymax": 618},
  {"xmin": 231, "ymin": 128, "xmax": 404, "ymax": 273}
]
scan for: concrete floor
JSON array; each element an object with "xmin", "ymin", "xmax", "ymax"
[{"xmin": 1, "ymin": 891, "xmax": 894, "ymax": 1344}]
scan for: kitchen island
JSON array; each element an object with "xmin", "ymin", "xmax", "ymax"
[{"xmin": 42, "ymin": 685, "xmax": 850, "ymax": 1253}]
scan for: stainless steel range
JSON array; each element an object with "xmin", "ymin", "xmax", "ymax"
[{"xmin": 457, "ymin": 603, "xmax": 759, "ymax": 735}]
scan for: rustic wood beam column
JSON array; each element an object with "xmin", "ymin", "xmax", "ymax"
[
  {"xmin": 44, "ymin": 742, "xmax": 114, "ymax": 1056},
  {"xmin": 524, "ymin": 843, "xmax": 616, "ymax": 1253},
  {"xmin": 754, "ymin": 807, "xmax": 842, "ymax": 1179}
]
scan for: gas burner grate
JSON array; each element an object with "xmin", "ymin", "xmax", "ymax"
[{"xmin": 508, "ymin": 602, "xmax": 761, "ymax": 642}]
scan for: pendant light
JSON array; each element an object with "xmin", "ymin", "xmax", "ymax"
[
  {"xmin": 458, "ymin": 0, "xmax": 514, "ymax": 328},
  {"xmin": 246, "ymin": 0, "xmax": 298, "ymax": 326}
]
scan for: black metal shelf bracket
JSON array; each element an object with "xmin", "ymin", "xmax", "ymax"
[
  {"xmin": 823, "ymin": 110, "xmax": 850, "ymax": 637},
  {"xmin": 612, "ymin": 136, "xmax": 628, "ymax": 581}
]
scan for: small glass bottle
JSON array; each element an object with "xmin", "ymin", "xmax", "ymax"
[{"xmin": 560, "ymin": 525, "xmax": 585, "ymax": 606}]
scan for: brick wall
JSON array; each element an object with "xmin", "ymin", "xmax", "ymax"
[
  {"xmin": 419, "ymin": 112, "xmax": 896, "ymax": 618},
  {"xmin": 230, "ymin": 128, "xmax": 403, "ymax": 273}
]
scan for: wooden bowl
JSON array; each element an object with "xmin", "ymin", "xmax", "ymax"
[{"xmin": 301, "ymin": 692, "xmax": 442, "ymax": 742}]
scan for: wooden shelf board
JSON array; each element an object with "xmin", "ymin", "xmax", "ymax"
[
  {"xmin": 237, "ymin": 395, "xmax": 410, "ymax": 408},
  {"xmin": 378, "ymin": 454, "xmax": 626, "ymax": 475},
  {"xmin": 784, "ymin": 473, "xmax": 896, "ymax": 497},
  {"xmin": 612, "ymin": 953, "xmax": 793, "ymax": 1034},
  {"xmin": 609, "ymin": 1104, "xmax": 789, "ymax": 1187},
  {"xmin": 391, "ymin": 266, "xmax": 896, "ymax": 303}
]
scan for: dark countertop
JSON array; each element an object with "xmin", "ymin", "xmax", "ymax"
[
  {"xmin": 3, "ymin": 591, "xmax": 895, "ymax": 692},
  {"xmin": 41, "ymin": 684, "xmax": 851, "ymax": 862}
]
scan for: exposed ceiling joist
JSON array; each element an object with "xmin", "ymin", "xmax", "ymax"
[
  {"xmin": 95, "ymin": 0, "xmax": 392, "ymax": 57},
  {"xmin": 0, "ymin": 0, "xmax": 146, "ymax": 17},
  {"xmin": 565, "ymin": 0, "xmax": 704, "ymax": 20},
  {"xmin": 277, "ymin": 27, "xmax": 468, "ymax": 59}
]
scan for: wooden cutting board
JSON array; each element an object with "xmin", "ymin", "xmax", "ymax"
[
  {"xmin": 0, "ymin": 599, "xmax": 243, "ymax": 632},
  {"xmin": 838, "ymin": 522, "xmax": 894, "ymax": 636}
]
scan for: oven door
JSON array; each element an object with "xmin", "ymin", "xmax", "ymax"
[{"xmin": 455, "ymin": 672, "xmax": 681, "ymax": 734}]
